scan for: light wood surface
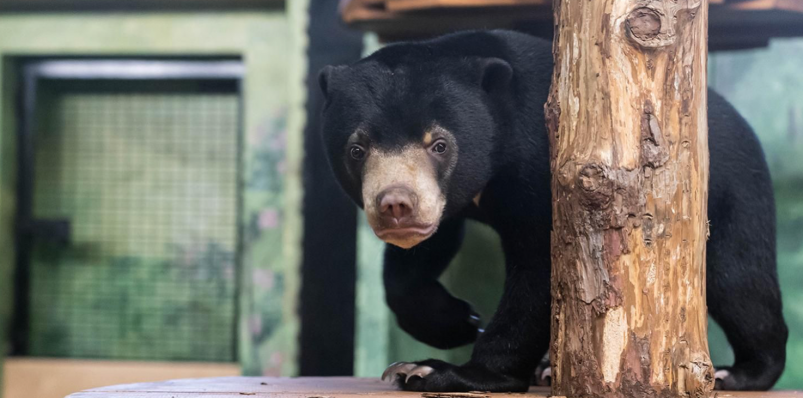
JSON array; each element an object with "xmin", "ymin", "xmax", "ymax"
[
  {"xmin": 0, "ymin": 0, "xmax": 282, "ymax": 10},
  {"xmin": 2, "ymin": 358, "xmax": 239, "ymax": 398},
  {"xmin": 66, "ymin": 377, "xmax": 803, "ymax": 398}
]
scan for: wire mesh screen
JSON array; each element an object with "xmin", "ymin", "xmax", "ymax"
[{"xmin": 28, "ymin": 83, "xmax": 240, "ymax": 362}]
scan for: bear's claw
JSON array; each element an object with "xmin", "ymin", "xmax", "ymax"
[
  {"xmin": 714, "ymin": 369, "xmax": 731, "ymax": 381},
  {"xmin": 714, "ymin": 369, "xmax": 731, "ymax": 390},
  {"xmin": 540, "ymin": 367, "xmax": 551, "ymax": 381},
  {"xmin": 382, "ymin": 362, "xmax": 416, "ymax": 381},
  {"xmin": 382, "ymin": 362, "xmax": 434, "ymax": 383},
  {"xmin": 405, "ymin": 365, "xmax": 435, "ymax": 382}
]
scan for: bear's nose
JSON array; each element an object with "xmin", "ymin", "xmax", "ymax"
[{"xmin": 377, "ymin": 186, "xmax": 417, "ymax": 223}]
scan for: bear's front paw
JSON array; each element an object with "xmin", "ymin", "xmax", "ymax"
[{"xmin": 381, "ymin": 359, "xmax": 528, "ymax": 392}]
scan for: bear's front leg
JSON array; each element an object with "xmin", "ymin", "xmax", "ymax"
[
  {"xmin": 384, "ymin": 218, "xmax": 482, "ymax": 349},
  {"xmin": 385, "ymin": 246, "xmax": 552, "ymax": 392}
]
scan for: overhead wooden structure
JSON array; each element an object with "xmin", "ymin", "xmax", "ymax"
[
  {"xmin": 341, "ymin": 0, "xmax": 803, "ymax": 50},
  {"xmin": 67, "ymin": 377, "xmax": 803, "ymax": 398}
]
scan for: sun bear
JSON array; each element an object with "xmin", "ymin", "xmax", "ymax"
[{"xmin": 318, "ymin": 30, "xmax": 787, "ymax": 392}]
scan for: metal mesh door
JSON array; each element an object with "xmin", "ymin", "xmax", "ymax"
[{"xmin": 28, "ymin": 81, "xmax": 240, "ymax": 361}]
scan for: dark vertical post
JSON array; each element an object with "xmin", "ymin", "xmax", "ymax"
[
  {"xmin": 11, "ymin": 65, "xmax": 38, "ymax": 356},
  {"xmin": 299, "ymin": 0, "xmax": 363, "ymax": 376}
]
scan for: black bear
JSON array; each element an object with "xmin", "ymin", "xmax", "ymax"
[{"xmin": 318, "ymin": 30, "xmax": 787, "ymax": 392}]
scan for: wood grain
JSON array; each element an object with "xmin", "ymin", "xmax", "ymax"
[
  {"xmin": 546, "ymin": 0, "xmax": 713, "ymax": 397},
  {"xmin": 66, "ymin": 378, "xmax": 803, "ymax": 398},
  {"xmin": 0, "ymin": 0, "xmax": 282, "ymax": 11}
]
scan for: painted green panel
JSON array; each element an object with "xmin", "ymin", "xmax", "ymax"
[
  {"xmin": 355, "ymin": 212, "xmax": 390, "ymax": 376},
  {"xmin": 0, "ymin": 59, "xmax": 19, "ymax": 398},
  {"xmin": 710, "ymin": 39, "xmax": 803, "ymax": 389},
  {"xmin": 0, "ymin": 11, "xmax": 305, "ymax": 377}
]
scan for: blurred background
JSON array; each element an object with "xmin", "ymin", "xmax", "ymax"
[{"xmin": 0, "ymin": 1, "xmax": 800, "ymax": 397}]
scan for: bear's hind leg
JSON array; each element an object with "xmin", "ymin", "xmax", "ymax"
[{"xmin": 707, "ymin": 206, "xmax": 788, "ymax": 390}]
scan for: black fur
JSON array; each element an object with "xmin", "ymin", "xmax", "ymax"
[{"xmin": 319, "ymin": 30, "xmax": 788, "ymax": 392}]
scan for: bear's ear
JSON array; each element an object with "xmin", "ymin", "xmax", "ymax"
[
  {"xmin": 318, "ymin": 65, "xmax": 344, "ymax": 100},
  {"xmin": 479, "ymin": 58, "xmax": 513, "ymax": 93}
]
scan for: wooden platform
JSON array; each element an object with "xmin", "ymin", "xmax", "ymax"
[
  {"xmin": 66, "ymin": 377, "xmax": 803, "ymax": 398},
  {"xmin": 341, "ymin": 0, "xmax": 803, "ymax": 50}
]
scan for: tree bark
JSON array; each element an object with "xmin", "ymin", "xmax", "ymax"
[{"xmin": 546, "ymin": 1, "xmax": 714, "ymax": 398}]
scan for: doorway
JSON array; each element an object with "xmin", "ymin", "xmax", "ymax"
[{"xmin": 12, "ymin": 60, "xmax": 243, "ymax": 363}]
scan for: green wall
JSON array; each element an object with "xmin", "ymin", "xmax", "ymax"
[
  {"xmin": 0, "ymin": 8, "xmax": 308, "ymax": 378},
  {"xmin": 0, "ymin": 58, "xmax": 18, "ymax": 397},
  {"xmin": 709, "ymin": 39, "xmax": 803, "ymax": 389}
]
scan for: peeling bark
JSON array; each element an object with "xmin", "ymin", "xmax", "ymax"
[{"xmin": 546, "ymin": 1, "xmax": 714, "ymax": 397}]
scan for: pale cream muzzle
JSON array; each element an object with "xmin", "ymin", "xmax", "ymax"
[{"xmin": 362, "ymin": 145, "xmax": 445, "ymax": 249}]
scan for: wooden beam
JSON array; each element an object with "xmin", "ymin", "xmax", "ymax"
[
  {"xmin": 385, "ymin": 0, "xmax": 547, "ymax": 12},
  {"xmin": 729, "ymin": 0, "xmax": 803, "ymax": 13},
  {"xmin": 341, "ymin": 0, "xmax": 803, "ymax": 50}
]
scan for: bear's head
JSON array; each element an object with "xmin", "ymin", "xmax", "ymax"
[{"xmin": 319, "ymin": 44, "xmax": 512, "ymax": 249}]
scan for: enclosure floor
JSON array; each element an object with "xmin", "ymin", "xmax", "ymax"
[{"xmin": 65, "ymin": 377, "xmax": 803, "ymax": 398}]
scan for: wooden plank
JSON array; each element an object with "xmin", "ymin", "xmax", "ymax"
[
  {"xmin": 386, "ymin": 0, "xmax": 547, "ymax": 12},
  {"xmin": 342, "ymin": 0, "xmax": 552, "ymax": 41},
  {"xmin": 69, "ymin": 378, "xmax": 549, "ymax": 398},
  {"xmin": 67, "ymin": 377, "xmax": 803, "ymax": 398},
  {"xmin": 341, "ymin": 0, "xmax": 803, "ymax": 48},
  {"xmin": 729, "ymin": 0, "xmax": 803, "ymax": 12},
  {"xmin": 2, "ymin": 358, "xmax": 239, "ymax": 398},
  {"xmin": 0, "ymin": 0, "xmax": 282, "ymax": 11}
]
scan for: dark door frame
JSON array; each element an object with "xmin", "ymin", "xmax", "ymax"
[
  {"xmin": 11, "ymin": 59, "xmax": 245, "ymax": 357},
  {"xmin": 299, "ymin": 0, "xmax": 364, "ymax": 376}
]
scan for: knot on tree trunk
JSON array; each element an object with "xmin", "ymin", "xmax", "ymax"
[
  {"xmin": 578, "ymin": 164, "xmax": 612, "ymax": 210},
  {"xmin": 562, "ymin": 163, "xmax": 643, "ymax": 233},
  {"xmin": 626, "ymin": 8, "xmax": 661, "ymax": 41},
  {"xmin": 624, "ymin": 2, "xmax": 703, "ymax": 49}
]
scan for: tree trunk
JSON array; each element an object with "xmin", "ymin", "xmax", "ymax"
[{"xmin": 545, "ymin": 1, "xmax": 714, "ymax": 398}]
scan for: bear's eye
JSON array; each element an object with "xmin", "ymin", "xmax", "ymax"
[
  {"xmin": 350, "ymin": 145, "xmax": 366, "ymax": 161},
  {"xmin": 431, "ymin": 141, "xmax": 447, "ymax": 154}
]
